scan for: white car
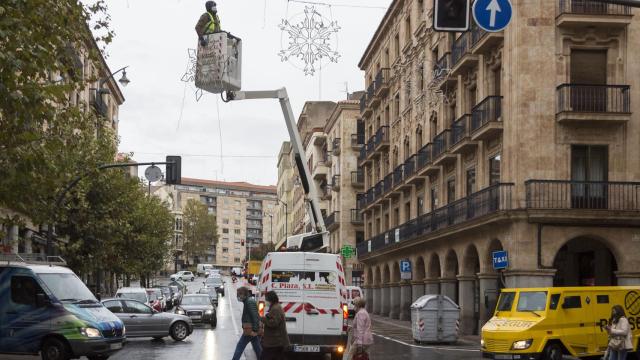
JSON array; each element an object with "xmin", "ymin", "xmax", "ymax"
[
  {"xmin": 257, "ymin": 252, "xmax": 348, "ymax": 359},
  {"xmin": 171, "ymin": 271, "xmax": 195, "ymax": 282},
  {"xmin": 115, "ymin": 287, "xmax": 150, "ymax": 304}
]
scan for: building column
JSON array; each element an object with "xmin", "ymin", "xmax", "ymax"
[
  {"xmin": 411, "ymin": 280, "xmax": 425, "ymax": 302},
  {"xmin": 24, "ymin": 231, "xmax": 33, "ymax": 254},
  {"xmin": 389, "ymin": 283, "xmax": 401, "ymax": 319},
  {"xmin": 478, "ymin": 273, "xmax": 500, "ymax": 327},
  {"xmin": 439, "ymin": 278, "xmax": 457, "ymax": 301},
  {"xmin": 372, "ymin": 286, "xmax": 382, "ymax": 315},
  {"xmin": 363, "ymin": 285, "xmax": 373, "ymax": 313},
  {"xmin": 616, "ymin": 272, "xmax": 640, "ymax": 286},
  {"xmin": 424, "ymin": 279, "xmax": 440, "ymax": 295},
  {"xmin": 381, "ymin": 285, "xmax": 390, "ymax": 316},
  {"xmin": 457, "ymin": 275, "xmax": 476, "ymax": 336},
  {"xmin": 504, "ymin": 270, "xmax": 555, "ymax": 288},
  {"xmin": 399, "ymin": 281, "xmax": 412, "ymax": 321},
  {"xmin": 9, "ymin": 225, "xmax": 19, "ymax": 253}
]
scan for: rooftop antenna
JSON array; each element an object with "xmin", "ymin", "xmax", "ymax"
[{"xmin": 341, "ymin": 82, "xmax": 350, "ymax": 99}]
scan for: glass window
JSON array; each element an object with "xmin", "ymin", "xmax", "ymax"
[
  {"xmin": 223, "ymin": 228, "xmax": 229, "ymax": 234},
  {"xmin": 496, "ymin": 292, "xmax": 516, "ymax": 311},
  {"xmin": 39, "ymin": 273, "xmax": 96, "ymax": 303},
  {"xmin": 447, "ymin": 179, "xmax": 456, "ymax": 204},
  {"xmin": 123, "ymin": 300, "xmax": 152, "ymax": 314},
  {"xmin": 104, "ymin": 300, "xmax": 124, "ymax": 313},
  {"xmin": 489, "ymin": 155, "xmax": 501, "ymax": 186},
  {"xmin": 181, "ymin": 296, "xmax": 211, "ymax": 306},
  {"xmin": 234, "ymin": 229, "xmax": 241, "ymax": 235},
  {"xmin": 223, "ymin": 219, "xmax": 229, "ymax": 224},
  {"xmin": 116, "ymin": 292, "xmax": 147, "ymax": 304},
  {"xmin": 597, "ymin": 295, "xmax": 609, "ymax": 304},
  {"xmin": 11, "ymin": 276, "xmax": 42, "ymax": 307},
  {"xmin": 234, "ymin": 220, "xmax": 241, "ymax": 225},
  {"xmin": 562, "ymin": 296, "xmax": 582, "ymax": 309},
  {"xmin": 549, "ymin": 294, "xmax": 561, "ymax": 310},
  {"xmin": 516, "ymin": 291, "xmax": 547, "ymax": 312},
  {"xmin": 466, "ymin": 168, "xmax": 476, "ymax": 195}
]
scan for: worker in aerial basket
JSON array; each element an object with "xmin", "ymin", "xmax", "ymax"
[{"xmin": 195, "ymin": 1, "xmax": 221, "ymax": 47}]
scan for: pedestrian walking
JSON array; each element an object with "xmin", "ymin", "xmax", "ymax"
[
  {"xmin": 260, "ymin": 291, "xmax": 290, "ymax": 360},
  {"xmin": 346, "ymin": 298, "xmax": 373, "ymax": 360},
  {"xmin": 604, "ymin": 304, "xmax": 633, "ymax": 360},
  {"xmin": 232, "ymin": 287, "xmax": 262, "ymax": 360}
]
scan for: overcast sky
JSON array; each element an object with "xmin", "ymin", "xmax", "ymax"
[{"xmin": 105, "ymin": 0, "xmax": 391, "ymax": 186}]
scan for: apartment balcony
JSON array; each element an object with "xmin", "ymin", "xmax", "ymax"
[
  {"xmin": 373, "ymin": 180, "xmax": 385, "ymax": 204},
  {"xmin": 470, "ymin": 20, "xmax": 503, "ymax": 55},
  {"xmin": 332, "ymin": 137, "xmax": 341, "ymax": 155},
  {"xmin": 360, "ymin": 93, "xmax": 371, "ymax": 117},
  {"xmin": 351, "ymin": 170, "xmax": 364, "ymax": 188},
  {"xmin": 357, "ymin": 183, "xmax": 514, "ymax": 258},
  {"xmin": 332, "ymin": 174, "xmax": 341, "ymax": 191},
  {"xmin": 313, "ymin": 133, "xmax": 326, "ymax": 146},
  {"xmin": 246, "ymin": 213, "xmax": 262, "ymax": 220},
  {"xmin": 383, "ymin": 173, "xmax": 394, "ymax": 196},
  {"xmin": 449, "ymin": 114, "xmax": 477, "ymax": 154},
  {"xmin": 525, "ymin": 180, "xmax": 640, "ymax": 225},
  {"xmin": 416, "ymin": 144, "xmax": 434, "ymax": 176},
  {"xmin": 373, "ymin": 126, "xmax": 390, "ymax": 153},
  {"xmin": 556, "ymin": 0, "xmax": 632, "ymax": 28},
  {"xmin": 391, "ymin": 165, "xmax": 406, "ymax": 194},
  {"xmin": 368, "ymin": 81, "xmax": 380, "ymax": 108},
  {"xmin": 325, "ymin": 211, "xmax": 340, "ymax": 231},
  {"xmin": 374, "ymin": 68, "xmax": 391, "ymax": 97},
  {"xmin": 450, "ymin": 32, "xmax": 478, "ymax": 77},
  {"xmin": 432, "ymin": 129, "xmax": 456, "ymax": 166},
  {"xmin": 360, "ymin": 189, "xmax": 374, "ymax": 209},
  {"xmin": 320, "ymin": 184, "xmax": 332, "ymax": 200},
  {"xmin": 358, "ymin": 145, "xmax": 370, "ymax": 166},
  {"xmin": 556, "ymin": 84, "xmax": 631, "ymax": 124},
  {"xmin": 433, "ymin": 52, "xmax": 455, "ymax": 88},
  {"xmin": 351, "ymin": 133, "xmax": 364, "ymax": 148},
  {"xmin": 350, "ymin": 209, "xmax": 364, "ymax": 225},
  {"xmin": 247, "ymin": 222, "xmax": 263, "ymax": 230},
  {"xmin": 471, "ymin": 96, "xmax": 503, "ymax": 141},
  {"xmin": 312, "ymin": 161, "xmax": 328, "ymax": 181},
  {"xmin": 364, "ymin": 135, "xmax": 378, "ymax": 161},
  {"xmin": 402, "ymin": 154, "xmax": 422, "ymax": 186}
]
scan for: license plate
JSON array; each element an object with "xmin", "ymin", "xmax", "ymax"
[
  {"xmin": 191, "ymin": 315, "xmax": 201, "ymax": 320},
  {"xmin": 294, "ymin": 345, "xmax": 320, "ymax": 353},
  {"xmin": 110, "ymin": 343, "xmax": 123, "ymax": 350}
]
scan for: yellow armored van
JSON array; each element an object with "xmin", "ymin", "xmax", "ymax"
[{"xmin": 481, "ymin": 286, "xmax": 640, "ymax": 360}]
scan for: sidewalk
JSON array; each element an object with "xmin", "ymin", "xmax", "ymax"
[{"xmin": 370, "ymin": 314, "xmax": 480, "ymax": 349}]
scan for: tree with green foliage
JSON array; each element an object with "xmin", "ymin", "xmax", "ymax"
[{"xmin": 182, "ymin": 199, "xmax": 218, "ymax": 266}]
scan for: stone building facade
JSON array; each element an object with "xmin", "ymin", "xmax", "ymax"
[
  {"xmin": 276, "ymin": 142, "xmax": 295, "ymax": 248},
  {"xmin": 356, "ymin": 0, "xmax": 640, "ymax": 336}
]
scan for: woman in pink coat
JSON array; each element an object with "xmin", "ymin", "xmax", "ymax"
[{"xmin": 347, "ymin": 298, "xmax": 373, "ymax": 360}]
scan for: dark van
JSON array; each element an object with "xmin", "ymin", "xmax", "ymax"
[{"xmin": 0, "ymin": 258, "xmax": 125, "ymax": 360}]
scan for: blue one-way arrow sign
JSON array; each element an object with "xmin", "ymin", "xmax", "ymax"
[{"xmin": 473, "ymin": 0, "xmax": 513, "ymax": 32}]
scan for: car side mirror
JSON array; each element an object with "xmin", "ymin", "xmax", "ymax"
[{"xmin": 36, "ymin": 293, "xmax": 50, "ymax": 307}]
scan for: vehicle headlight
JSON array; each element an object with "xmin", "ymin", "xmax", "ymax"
[
  {"xmin": 80, "ymin": 327, "xmax": 102, "ymax": 338},
  {"xmin": 176, "ymin": 308, "xmax": 186, "ymax": 315},
  {"xmin": 122, "ymin": 326, "xmax": 126, "ymax": 336},
  {"xmin": 511, "ymin": 339, "xmax": 533, "ymax": 350},
  {"xmin": 480, "ymin": 339, "xmax": 485, "ymax": 348},
  {"xmin": 205, "ymin": 309, "xmax": 213, "ymax": 314}
]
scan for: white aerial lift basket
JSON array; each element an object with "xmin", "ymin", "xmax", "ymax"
[{"xmin": 195, "ymin": 32, "xmax": 242, "ymax": 94}]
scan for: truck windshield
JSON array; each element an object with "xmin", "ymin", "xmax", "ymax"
[
  {"xmin": 496, "ymin": 292, "xmax": 516, "ymax": 311},
  {"xmin": 517, "ymin": 291, "xmax": 547, "ymax": 312},
  {"xmin": 39, "ymin": 273, "xmax": 97, "ymax": 303}
]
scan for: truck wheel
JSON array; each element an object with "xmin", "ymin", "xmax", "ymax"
[
  {"xmin": 542, "ymin": 342, "xmax": 563, "ymax": 360},
  {"xmin": 41, "ymin": 337, "xmax": 71, "ymax": 360},
  {"xmin": 170, "ymin": 321, "xmax": 189, "ymax": 341}
]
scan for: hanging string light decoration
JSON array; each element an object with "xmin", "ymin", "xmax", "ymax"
[
  {"xmin": 181, "ymin": 48, "xmax": 204, "ymax": 101},
  {"xmin": 278, "ymin": 5, "xmax": 341, "ymax": 76}
]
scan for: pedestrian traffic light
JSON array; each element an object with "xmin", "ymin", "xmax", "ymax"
[
  {"xmin": 434, "ymin": 0, "xmax": 470, "ymax": 32},
  {"xmin": 166, "ymin": 156, "xmax": 182, "ymax": 185}
]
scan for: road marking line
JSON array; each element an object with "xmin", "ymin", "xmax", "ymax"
[{"xmin": 372, "ymin": 333, "xmax": 481, "ymax": 353}]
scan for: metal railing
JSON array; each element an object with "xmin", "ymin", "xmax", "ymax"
[
  {"xmin": 374, "ymin": 180, "xmax": 384, "ymax": 199},
  {"xmin": 367, "ymin": 82, "xmax": 375, "ymax": 103},
  {"xmin": 525, "ymin": 180, "xmax": 640, "ymax": 210},
  {"xmin": 393, "ymin": 165, "xmax": 404, "ymax": 187},
  {"xmin": 351, "ymin": 170, "xmax": 364, "ymax": 185},
  {"xmin": 432, "ymin": 129, "xmax": 451, "ymax": 159},
  {"xmin": 434, "ymin": 52, "xmax": 451, "ymax": 77},
  {"xmin": 451, "ymin": 32, "xmax": 470, "ymax": 67},
  {"xmin": 375, "ymin": 68, "xmax": 391, "ymax": 92},
  {"xmin": 366, "ymin": 136, "xmax": 376, "ymax": 157},
  {"xmin": 360, "ymin": 93, "xmax": 367, "ymax": 113},
  {"xmin": 417, "ymin": 143, "xmax": 433, "ymax": 170},
  {"xmin": 556, "ymin": 84, "xmax": 630, "ymax": 114},
  {"xmin": 451, "ymin": 114, "xmax": 472, "ymax": 146},
  {"xmin": 470, "ymin": 20, "xmax": 488, "ymax": 48},
  {"xmin": 558, "ymin": 0, "xmax": 632, "ymax": 15},
  {"xmin": 384, "ymin": 173, "xmax": 394, "ymax": 194},
  {"xmin": 404, "ymin": 155, "xmax": 417, "ymax": 179},
  {"xmin": 0, "ymin": 254, "xmax": 67, "ymax": 265},
  {"xmin": 351, "ymin": 133, "xmax": 365, "ymax": 147},
  {"xmin": 325, "ymin": 211, "xmax": 340, "ymax": 228},
  {"xmin": 471, "ymin": 96, "xmax": 503, "ymax": 132},
  {"xmin": 358, "ymin": 146, "xmax": 367, "ymax": 163},
  {"xmin": 374, "ymin": 126, "xmax": 390, "ymax": 149},
  {"xmin": 358, "ymin": 183, "xmax": 514, "ymax": 256},
  {"xmin": 351, "ymin": 209, "xmax": 364, "ymax": 223}
]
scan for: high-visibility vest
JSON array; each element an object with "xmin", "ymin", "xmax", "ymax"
[{"xmin": 205, "ymin": 12, "xmax": 221, "ymax": 34}]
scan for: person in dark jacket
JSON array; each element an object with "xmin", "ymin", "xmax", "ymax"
[
  {"xmin": 195, "ymin": 1, "xmax": 221, "ymax": 46},
  {"xmin": 260, "ymin": 291, "xmax": 290, "ymax": 360},
  {"xmin": 232, "ymin": 287, "xmax": 262, "ymax": 360}
]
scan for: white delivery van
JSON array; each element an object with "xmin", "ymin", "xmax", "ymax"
[
  {"xmin": 257, "ymin": 252, "xmax": 348, "ymax": 359},
  {"xmin": 196, "ymin": 263, "xmax": 213, "ymax": 276},
  {"xmin": 345, "ymin": 286, "xmax": 363, "ymax": 317}
]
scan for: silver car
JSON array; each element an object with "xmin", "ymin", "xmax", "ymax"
[{"xmin": 102, "ymin": 298, "xmax": 193, "ymax": 341}]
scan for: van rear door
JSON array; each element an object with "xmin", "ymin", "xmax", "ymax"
[
  {"xmin": 302, "ymin": 254, "xmax": 343, "ymax": 340},
  {"xmin": 270, "ymin": 255, "xmax": 306, "ymax": 335}
]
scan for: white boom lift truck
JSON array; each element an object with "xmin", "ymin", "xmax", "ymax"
[{"xmin": 195, "ymin": 31, "xmax": 329, "ymax": 253}]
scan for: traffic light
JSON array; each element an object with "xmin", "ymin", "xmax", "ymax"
[
  {"xmin": 165, "ymin": 156, "xmax": 182, "ymax": 185},
  {"xmin": 434, "ymin": 0, "xmax": 470, "ymax": 32}
]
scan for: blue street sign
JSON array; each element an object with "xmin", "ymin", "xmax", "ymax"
[
  {"xmin": 400, "ymin": 260, "xmax": 412, "ymax": 273},
  {"xmin": 473, "ymin": 0, "xmax": 513, "ymax": 32},
  {"xmin": 492, "ymin": 250, "xmax": 509, "ymax": 270}
]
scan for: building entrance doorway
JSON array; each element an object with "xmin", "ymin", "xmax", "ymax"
[{"xmin": 553, "ymin": 237, "xmax": 617, "ymax": 286}]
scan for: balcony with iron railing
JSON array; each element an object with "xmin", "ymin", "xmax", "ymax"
[
  {"xmin": 450, "ymin": 32, "xmax": 478, "ymax": 76},
  {"xmin": 556, "ymin": 84, "xmax": 631, "ymax": 124},
  {"xmin": 351, "ymin": 133, "xmax": 365, "ymax": 148},
  {"xmin": 358, "ymin": 145, "xmax": 368, "ymax": 166},
  {"xmin": 332, "ymin": 174, "xmax": 341, "ymax": 191},
  {"xmin": 403, "ymin": 154, "xmax": 421, "ymax": 185},
  {"xmin": 383, "ymin": 173, "xmax": 394, "ymax": 195},
  {"xmin": 332, "ymin": 138, "xmax": 341, "ymax": 155},
  {"xmin": 392, "ymin": 165, "xmax": 404, "ymax": 192},
  {"xmin": 351, "ymin": 170, "xmax": 364, "ymax": 188},
  {"xmin": 471, "ymin": 96, "xmax": 503, "ymax": 141},
  {"xmin": 357, "ymin": 183, "xmax": 514, "ymax": 258},
  {"xmin": 470, "ymin": 19, "xmax": 503, "ymax": 55},
  {"xmin": 373, "ymin": 126, "xmax": 390, "ymax": 152},
  {"xmin": 325, "ymin": 211, "xmax": 340, "ymax": 230},
  {"xmin": 367, "ymin": 82, "xmax": 377, "ymax": 108},
  {"xmin": 450, "ymin": 114, "xmax": 477, "ymax": 154},
  {"xmin": 432, "ymin": 129, "xmax": 456, "ymax": 166},
  {"xmin": 351, "ymin": 209, "xmax": 364, "ymax": 224},
  {"xmin": 374, "ymin": 68, "xmax": 391, "ymax": 97},
  {"xmin": 312, "ymin": 160, "xmax": 328, "ymax": 180},
  {"xmin": 416, "ymin": 143, "xmax": 433, "ymax": 175},
  {"xmin": 557, "ymin": 0, "xmax": 633, "ymax": 27},
  {"xmin": 360, "ymin": 93, "xmax": 370, "ymax": 117}
]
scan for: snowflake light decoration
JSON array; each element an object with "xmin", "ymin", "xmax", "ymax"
[
  {"xmin": 181, "ymin": 48, "xmax": 203, "ymax": 101},
  {"xmin": 279, "ymin": 6, "xmax": 341, "ymax": 76}
]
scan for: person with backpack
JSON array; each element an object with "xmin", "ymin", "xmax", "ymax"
[
  {"xmin": 605, "ymin": 304, "xmax": 633, "ymax": 360},
  {"xmin": 260, "ymin": 291, "xmax": 290, "ymax": 360}
]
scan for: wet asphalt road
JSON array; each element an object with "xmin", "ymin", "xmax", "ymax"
[{"xmin": 6, "ymin": 276, "xmax": 486, "ymax": 360}]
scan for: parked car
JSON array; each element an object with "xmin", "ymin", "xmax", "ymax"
[
  {"xmin": 146, "ymin": 288, "xmax": 165, "ymax": 311},
  {"xmin": 102, "ymin": 298, "xmax": 193, "ymax": 341},
  {"xmin": 206, "ymin": 269, "xmax": 221, "ymax": 278},
  {"xmin": 170, "ymin": 271, "xmax": 195, "ymax": 282},
  {"xmin": 197, "ymin": 287, "xmax": 219, "ymax": 306},
  {"xmin": 0, "ymin": 260, "xmax": 125, "ymax": 359},
  {"xmin": 203, "ymin": 276, "xmax": 225, "ymax": 297},
  {"xmin": 115, "ymin": 287, "xmax": 150, "ymax": 304},
  {"xmin": 175, "ymin": 294, "xmax": 217, "ymax": 328}
]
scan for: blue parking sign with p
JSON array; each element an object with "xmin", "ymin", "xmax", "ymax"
[
  {"xmin": 492, "ymin": 250, "xmax": 509, "ymax": 270},
  {"xmin": 400, "ymin": 260, "xmax": 411, "ymax": 273}
]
